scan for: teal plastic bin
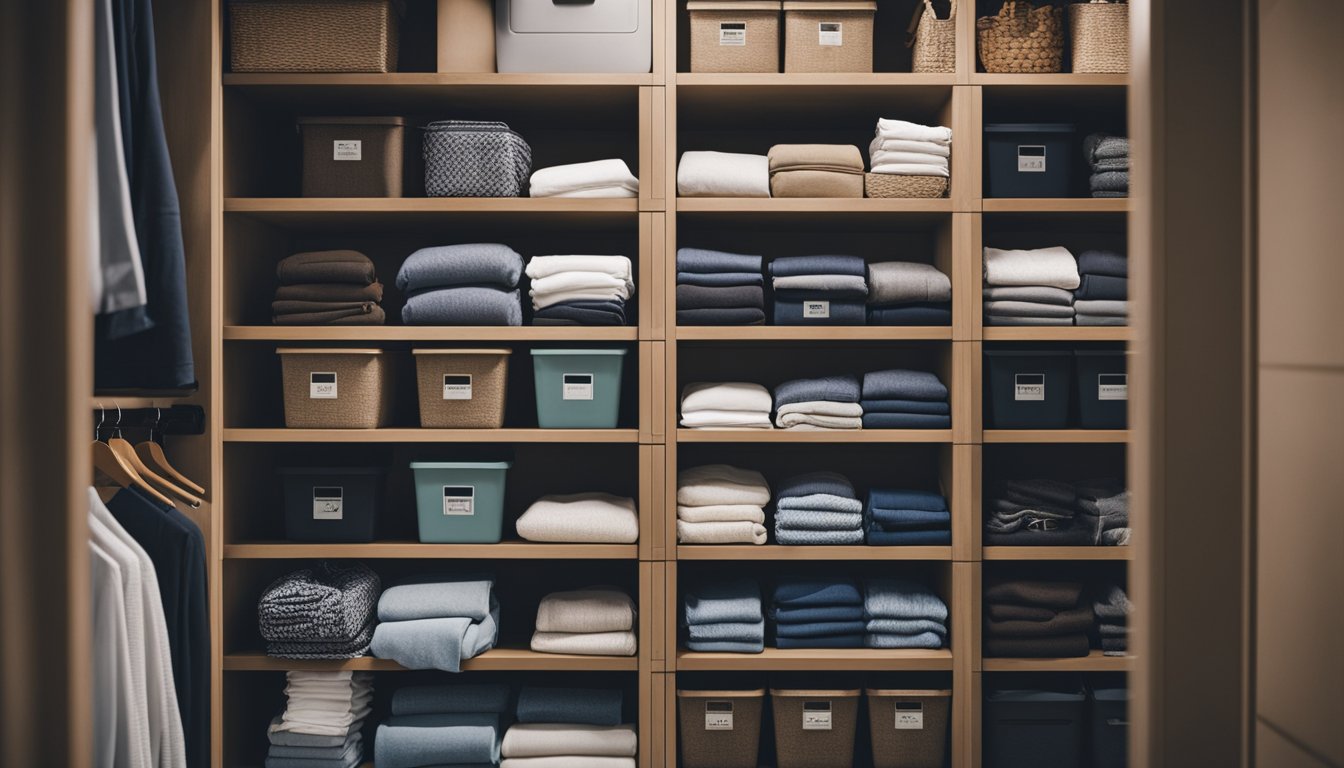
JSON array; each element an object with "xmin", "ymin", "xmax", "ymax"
[
  {"xmin": 530, "ymin": 348, "xmax": 628, "ymax": 428},
  {"xmin": 409, "ymin": 461, "xmax": 512, "ymax": 543}
]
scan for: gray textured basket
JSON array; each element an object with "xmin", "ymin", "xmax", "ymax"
[
  {"xmin": 422, "ymin": 121, "xmax": 532, "ymax": 197},
  {"xmin": 412, "ymin": 349, "xmax": 511, "ymax": 428},
  {"xmin": 277, "ymin": 348, "xmax": 392, "ymax": 429},
  {"xmin": 866, "ymin": 689, "xmax": 952, "ymax": 768},
  {"xmin": 770, "ymin": 688, "xmax": 861, "ymax": 768},
  {"xmin": 677, "ymin": 689, "xmax": 765, "ymax": 768}
]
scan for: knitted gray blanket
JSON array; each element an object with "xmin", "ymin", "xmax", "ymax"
[{"xmin": 259, "ymin": 561, "xmax": 380, "ymax": 643}]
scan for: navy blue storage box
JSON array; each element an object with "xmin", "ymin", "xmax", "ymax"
[
  {"xmin": 984, "ymin": 123, "xmax": 1076, "ymax": 198},
  {"xmin": 1074, "ymin": 350, "xmax": 1128, "ymax": 429},
  {"xmin": 280, "ymin": 467, "xmax": 385, "ymax": 542},
  {"xmin": 985, "ymin": 686, "xmax": 1085, "ymax": 768},
  {"xmin": 1090, "ymin": 687, "xmax": 1129, "ymax": 768},
  {"xmin": 985, "ymin": 349, "xmax": 1072, "ymax": 429}
]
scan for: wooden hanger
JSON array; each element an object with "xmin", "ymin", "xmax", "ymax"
[
  {"xmin": 92, "ymin": 405, "xmax": 176, "ymax": 508},
  {"xmin": 134, "ymin": 408, "xmax": 205, "ymax": 495},
  {"xmin": 106, "ymin": 404, "xmax": 202, "ymax": 508}
]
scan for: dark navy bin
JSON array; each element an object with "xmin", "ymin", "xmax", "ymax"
[
  {"xmin": 985, "ymin": 685, "xmax": 1085, "ymax": 768},
  {"xmin": 279, "ymin": 467, "xmax": 385, "ymax": 542},
  {"xmin": 1090, "ymin": 687, "xmax": 1129, "ymax": 768},
  {"xmin": 1075, "ymin": 350, "xmax": 1127, "ymax": 429},
  {"xmin": 984, "ymin": 123, "xmax": 1076, "ymax": 198},
  {"xmin": 985, "ymin": 349, "xmax": 1073, "ymax": 429}
]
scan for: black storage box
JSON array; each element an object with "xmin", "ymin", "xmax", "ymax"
[
  {"xmin": 985, "ymin": 349, "xmax": 1073, "ymax": 429},
  {"xmin": 984, "ymin": 123, "xmax": 1076, "ymax": 198},
  {"xmin": 1075, "ymin": 350, "xmax": 1127, "ymax": 428},
  {"xmin": 985, "ymin": 685, "xmax": 1085, "ymax": 768},
  {"xmin": 279, "ymin": 467, "xmax": 385, "ymax": 542},
  {"xmin": 1090, "ymin": 686, "xmax": 1128, "ymax": 768}
]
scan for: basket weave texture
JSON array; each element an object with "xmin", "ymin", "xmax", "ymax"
[
  {"xmin": 865, "ymin": 173, "xmax": 949, "ymax": 198},
  {"xmin": 1070, "ymin": 2, "xmax": 1128, "ymax": 73},
  {"xmin": 229, "ymin": 0, "xmax": 400, "ymax": 73},
  {"xmin": 911, "ymin": 0, "xmax": 956, "ymax": 74},
  {"xmin": 279, "ymin": 350, "xmax": 390, "ymax": 429},
  {"xmin": 690, "ymin": 7, "xmax": 781, "ymax": 72},
  {"xmin": 977, "ymin": 0, "xmax": 1064, "ymax": 74},
  {"xmin": 414, "ymin": 351, "xmax": 510, "ymax": 429},
  {"xmin": 867, "ymin": 689, "xmax": 952, "ymax": 768}
]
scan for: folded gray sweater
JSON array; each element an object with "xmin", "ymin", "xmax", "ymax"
[
  {"xmin": 401, "ymin": 286, "xmax": 523, "ymax": 326},
  {"xmin": 377, "ymin": 575, "xmax": 495, "ymax": 622},
  {"xmin": 374, "ymin": 712, "xmax": 501, "ymax": 768},
  {"xmin": 370, "ymin": 598, "xmax": 500, "ymax": 672},
  {"xmin": 258, "ymin": 561, "xmax": 380, "ymax": 643},
  {"xmin": 867, "ymin": 261, "xmax": 952, "ymax": 305},
  {"xmin": 774, "ymin": 375, "xmax": 862, "ymax": 406},
  {"xmin": 983, "ymin": 285, "xmax": 1075, "ymax": 305},
  {"xmin": 396, "ymin": 243, "xmax": 524, "ymax": 291}
]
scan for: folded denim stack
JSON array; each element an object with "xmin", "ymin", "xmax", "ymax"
[
  {"xmin": 1074, "ymin": 250, "xmax": 1129, "ymax": 326},
  {"xmin": 861, "ymin": 369, "xmax": 951, "ymax": 429},
  {"xmin": 863, "ymin": 579, "xmax": 949, "ymax": 649},
  {"xmin": 772, "ymin": 471, "xmax": 863, "ymax": 545},
  {"xmin": 1093, "ymin": 583, "xmax": 1132, "ymax": 657},
  {"xmin": 375, "ymin": 683, "xmax": 511, "ymax": 768},
  {"xmin": 983, "ymin": 246, "xmax": 1081, "ymax": 326},
  {"xmin": 771, "ymin": 577, "xmax": 865, "ymax": 649},
  {"xmin": 525, "ymin": 255, "xmax": 634, "ymax": 326},
  {"xmin": 773, "ymin": 374, "xmax": 862, "ymax": 430},
  {"xmin": 258, "ymin": 561, "xmax": 380, "ymax": 660},
  {"xmin": 984, "ymin": 479, "xmax": 1094, "ymax": 546},
  {"xmin": 1077, "ymin": 478, "xmax": 1130, "ymax": 546},
  {"xmin": 865, "ymin": 489, "xmax": 951, "ymax": 545},
  {"xmin": 768, "ymin": 144, "xmax": 865, "ymax": 198},
  {"xmin": 515, "ymin": 493, "xmax": 639, "ymax": 544},
  {"xmin": 769, "ymin": 254, "xmax": 869, "ymax": 325},
  {"xmin": 1085, "ymin": 134, "xmax": 1129, "ymax": 198},
  {"xmin": 273, "ymin": 250, "xmax": 385, "ymax": 326},
  {"xmin": 868, "ymin": 119, "xmax": 953, "ymax": 177},
  {"xmin": 679, "ymin": 382, "xmax": 774, "ymax": 430},
  {"xmin": 266, "ymin": 671, "xmax": 373, "ymax": 768},
  {"xmin": 675, "ymin": 247, "xmax": 765, "ymax": 326},
  {"xmin": 530, "ymin": 587, "xmax": 637, "ymax": 657},
  {"xmin": 676, "ymin": 151, "xmax": 771, "ymax": 198},
  {"xmin": 370, "ymin": 575, "xmax": 500, "ymax": 672},
  {"xmin": 983, "ymin": 579, "xmax": 1093, "ymax": 658},
  {"xmin": 505, "ymin": 687, "xmax": 634, "ymax": 768},
  {"xmin": 683, "ymin": 578, "xmax": 765, "ymax": 653},
  {"xmin": 396, "ymin": 243, "xmax": 523, "ymax": 326},
  {"xmin": 865, "ymin": 261, "xmax": 952, "ymax": 326},
  {"xmin": 676, "ymin": 464, "xmax": 771, "ymax": 545},
  {"xmin": 529, "ymin": 159, "xmax": 639, "ymax": 199}
]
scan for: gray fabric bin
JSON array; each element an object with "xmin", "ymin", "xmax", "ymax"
[
  {"xmin": 422, "ymin": 120, "xmax": 532, "ymax": 197},
  {"xmin": 985, "ymin": 686, "xmax": 1085, "ymax": 768},
  {"xmin": 984, "ymin": 123, "xmax": 1076, "ymax": 198},
  {"xmin": 279, "ymin": 467, "xmax": 384, "ymax": 542}
]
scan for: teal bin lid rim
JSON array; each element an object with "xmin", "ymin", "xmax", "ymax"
[
  {"xmin": 410, "ymin": 461, "xmax": 513, "ymax": 469},
  {"xmin": 530, "ymin": 349, "xmax": 629, "ymax": 356},
  {"xmin": 984, "ymin": 123, "xmax": 1077, "ymax": 133},
  {"xmin": 984, "ymin": 349, "xmax": 1073, "ymax": 357},
  {"xmin": 278, "ymin": 466, "xmax": 385, "ymax": 475}
]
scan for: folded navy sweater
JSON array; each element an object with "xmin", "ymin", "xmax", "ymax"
[
  {"xmin": 677, "ymin": 284, "xmax": 764, "ymax": 310},
  {"xmin": 860, "ymin": 399, "xmax": 951, "ymax": 416},
  {"xmin": 402, "ymin": 287, "xmax": 522, "ymax": 326},
  {"xmin": 532, "ymin": 299, "xmax": 627, "ymax": 326},
  {"xmin": 861, "ymin": 369, "xmax": 948, "ymax": 401},
  {"xmin": 773, "ymin": 376, "xmax": 861, "ymax": 407},
  {"xmin": 677, "ymin": 307, "xmax": 766, "ymax": 325},
  {"xmin": 769, "ymin": 255, "xmax": 867, "ymax": 278},
  {"xmin": 862, "ymin": 413, "xmax": 951, "ymax": 429},
  {"xmin": 516, "ymin": 687, "xmax": 623, "ymax": 726},
  {"xmin": 397, "ymin": 243, "xmax": 524, "ymax": 292},
  {"xmin": 773, "ymin": 578, "xmax": 863, "ymax": 607},
  {"xmin": 867, "ymin": 489, "xmax": 948, "ymax": 511},
  {"xmin": 1076, "ymin": 249, "xmax": 1128, "ymax": 277},
  {"xmin": 774, "ymin": 299, "xmax": 866, "ymax": 325},
  {"xmin": 1074, "ymin": 274, "xmax": 1128, "ymax": 301},
  {"xmin": 776, "ymin": 471, "xmax": 855, "ymax": 499},
  {"xmin": 866, "ymin": 303, "xmax": 952, "ymax": 326},
  {"xmin": 677, "ymin": 247, "xmax": 763, "ymax": 274},
  {"xmin": 677, "ymin": 271, "xmax": 764, "ymax": 287}
]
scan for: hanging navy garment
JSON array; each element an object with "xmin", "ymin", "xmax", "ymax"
[{"xmin": 95, "ymin": 0, "xmax": 196, "ymax": 390}]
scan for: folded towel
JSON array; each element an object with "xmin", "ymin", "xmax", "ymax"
[
  {"xmin": 984, "ymin": 634, "xmax": 1091, "ymax": 658},
  {"xmin": 397, "ymin": 243, "xmax": 523, "ymax": 292},
  {"xmin": 773, "ymin": 375, "xmax": 861, "ymax": 407},
  {"xmin": 277, "ymin": 250, "xmax": 376, "ymax": 286},
  {"xmin": 776, "ymin": 494, "xmax": 865, "ymax": 515},
  {"xmin": 535, "ymin": 588, "xmax": 634, "ymax": 634},
  {"xmin": 1074, "ymin": 274, "xmax": 1128, "ymax": 301},
  {"xmin": 686, "ymin": 620, "xmax": 767, "ymax": 643},
  {"xmin": 370, "ymin": 602, "xmax": 500, "ymax": 673},
  {"xmin": 875, "ymin": 119, "xmax": 953, "ymax": 143},
  {"xmin": 860, "ymin": 398, "xmax": 951, "ymax": 415},
  {"xmin": 530, "ymin": 271, "xmax": 634, "ymax": 299},
  {"xmin": 374, "ymin": 713, "xmax": 501, "ymax": 768},
  {"xmin": 868, "ymin": 150, "xmax": 949, "ymax": 168},
  {"xmin": 676, "ymin": 284, "xmax": 764, "ymax": 310},
  {"xmin": 502, "ymin": 724, "xmax": 638, "ymax": 759},
  {"xmin": 775, "ymin": 620, "xmax": 867, "ymax": 638},
  {"xmin": 983, "ymin": 246, "xmax": 1081, "ymax": 290},
  {"xmin": 770, "ymin": 168, "xmax": 863, "ymax": 197},
  {"xmin": 679, "ymin": 410, "xmax": 775, "ymax": 429},
  {"xmin": 983, "ymin": 285, "xmax": 1076, "ymax": 305},
  {"xmin": 677, "ymin": 520, "xmax": 768, "ymax": 544},
  {"xmin": 865, "ymin": 262, "xmax": 952, "ymax": 305},
  {"xmin": 502, "ymin": 758, "xmax": 636, "ymax": 768},
  {"xmin": 517, "ymin": 687, "xmax": 623, "ymax": 726},
  {"xmin": 1090, "ymin": 171, "xmax": 1129, "ymax": 193},
  {"xmin": 676, "ymin": 247, "xmax": 764, "ymax": 274},
  {"xmin": 771, "ymin": 274, "xmax": 869, "ymax": 294},
  {"xmin": 677, "ymin": 464, "xmax": 770, "ymax": 506},
  {"xmin": 775, "ymin": 633, "xmax": 865, "ymax": 648},
  {"xmin": 768, "ymin": 144, "xmax": 864, "ymax": 173},
  {"xmin": 864, "ymin": 579, "xmax": 948, "ymax": 621},
  {"xmin": 677, "ymin": 504, "xmax": 766, "ymax": 523},
  {"xmin": 682, "ymin": 383, "xmax": 772, "ymax": 418},
  {"xmin": 402, "ymin": 286, "xmax": 523, "ymax": 326},
  {"xmin": 769, "ymin": 254, "xmax": 868, "ymax": 278},
  {"xmin": 861, "ymin": 369, "xmax": 948, "ymax": 401},
  {"xmin": 529, "ymin": 159, "xmax": 639, "ymax": 198},
  {"xmin": 531, "ymin": 630, "xmax": 637, "ymax": 656},
  {"xmin": 677, "ymin": 151, "xmax": 770, "ymax": 197},
  {"xmin": 869, "ymin": 162, "xmax": 951, "ymax": 176},
  {"xmin": 866, "ymin": 303, "xmax": 951, "ymax": 325},
  {"xmin": 774, "ymin": 578, "xmax": 862, "ymax": 607},
  {"xmin": 1073, "ymin": 299, "xmax": 1128, "ymax": 316},
  {"xmin": 677, "ymin": 307, "xmax": 767, "ymax": 325},
  {"xmin": 984, "ymin": 580, "xmax": 1083, "ymax": 609},
  {"xmin": 1077, "ymin": 249, "xmax": 1127, "ymax": 277},
  {"xmin": 677, "ymin": 270, "xmax": 764, "ymax": 287},
  {"xmin": 391, "ymin": 684, "xmax": 512, "ymax": 716},
  {"xmin": 864, "ymin": 631, "xmax": 946, "ymax": 649},
  {"xmin": 378, "ymin": 576, "xmax": 494, "ymax": 622},
  {"xmin": 524, "ymin": 254, "xmax": 633, "ymax": 281},
  {"xmin": 868, "ymin": 137, "xmax": 951, "ymax": 157},
  {"xmin": 983, "ymin": 300, "xmax": 1077, "ymax": 318},
  {"xmin": 515, "ymin": 493, "xmax": 639, "ymax": 544},
  {"xmin": 684, "ymin": 579, "xmax": 763, "ymax": 624},
  {"xmin": 776, "ymin": 471, "xmax": 855, "ymax": 499},
  {"xmin": 774, "ymin": 509, "xmax": 864, "ymax": 530},
  {"xmin": 1084, "ymin": 133, "xmax": 1130, "ymax": 163},
  {"xmin": 862, "ymin": 413, "xmax": 951, "ymax": 429},
  {"xmin": 533, "ymin": 300, "xmax": 628, "ymax": 326},
  {"xmin": 774, "ymin": 299, "xmax": 866, "ymax": 325}
]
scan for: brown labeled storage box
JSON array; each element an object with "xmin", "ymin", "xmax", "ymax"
[
  {"xmin": 229, "ymin": 0, "xmax": 403, "ymax": 73},
  {"xmin": 277, "ymin": 348, "xmax": 392, "ymax": 429},
  {"xmin": 866, "ymin": 689, "xmax": 952, "ymax": 768},
  {"xmin": 677, "ymin": 689, "xmax": 765, "ymax": 768},
  {"xmin": 782, "ymin": 1, "xmax": 875, "ymax": 73},
  {"xmin": 688, "ymin": 0, "xmax": 782, "ymax": 73},
  {"xmin": 770, "ymin": 688, "xmax": 861, "ymax": 768},
  {"xmin": 412, "ymin": 349, "xmax": 511, "ymax": 429},
  {"xmin": 298, "ymin": 117, "xmax": 405, "ymax": 198}
]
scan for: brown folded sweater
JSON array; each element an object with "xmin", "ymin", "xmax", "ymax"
[
  {"xmin": 272, "ymin": 304, "xmax": 387, "ymax": 325},
  {"xmin": 983, "ymin": 580, "xmax": 1084, "ymax": 610},
  {"xmin": 768, "ymin": 144, "xmax": 865, "ymax": 173},
  {"xmin": 985, "ymin": 605, "xmax": 1096, "ymax": 637},
  {"xmin": 984, "ymin": 633, "xmax": 1091, "ymax": 658},
  {"xmin": 274, "ymin": 282, "xmax": 384, "ymax": 303},
  {"xmin": 986, "ymin": 603, "xmax": 1059, "ymax": 622},
  {"xmin": 276, "ymin": 250, "xmax": 377, "ymax": 286},
  {"xmin": 770, "ymin": 170, "xmax": 863, "ymax": 198}
]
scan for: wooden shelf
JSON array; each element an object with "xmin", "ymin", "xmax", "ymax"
[
  {"xmin": 982, "ymin": 327, "xmax": 1130, "ymax": 342},
  {"xmin": 675, "ymin": 326, "xmax": 952, "ymax": 341},
  {"xmin": 982, "ymin": 650, "xmax": 1132, "ymax": 672},
  {"xmin": 676, "ymin": 648, "xmax": 953, "ymax": 671},
  {"xmin": 224, "ymin": 326, "xmax": 639, "ymax": 342},
  {"xmin": 225, "ymin": 542, "xmax": 638, "ymax": 559},
  {"xmin": 223, "ymin": 197, "xmax": 638, "ymax": 230},
  {"xmin": 676, "ymin": 198, "xmax": 954, "ymax": 214},
  {"xmin": 982, "ymin": 546, "xmax": 1131, "ymax": 561},
  {"xmin": 982, "ymin": 430, "xmax": 1129, "ymax": 444},
  {"xmin": 223, "ymin": 428, "xmax": 640, "ymax": 443},
  {"xmin": 674, "ymin": 72, "xmax": 957, "ymax": 87},
  {"xmin": 225, "ymin": 72, "xmax": 653, "ymax": 88},
  {"xmin": 224, "ymin": 648, "xmax": 638, "ymax": 672},
  {"xmin": 981, "ymin": 198, "xmax": 1129, "ymax": 213},
  {"xmin": 677, "ymin": 545, "xmax": 951, "ymax": 560},
  {"xmin": 972, "ymin": 73, "xmax": 1129, "ymax": 87},
  {"xmin": 676, "ymin": 429, "xmax": 953, "ymax": 443}
]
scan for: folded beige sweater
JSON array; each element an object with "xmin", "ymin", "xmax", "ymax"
[
  {"xmin": 768, "ymin": 144, "xmax": 865, "ymax": 173},
  {"xmin": 535, "ymin": 588, "xmax": 634, "ymax": 633},
  {"xmin": 676, "ymin": 504, "xmax": 766, "ymax": 524},
  {"xmin": 515, "ymin": 493, "xmax": 639, "ymax": 543},
  {"xmin": 677, "ymin": 464, "xmax": 771, "ymax": 506},
  {"xmin": 677, "ymin": 520, "xmax": 768, "ymax": 545},
  {"xmin": 502, "ymin": 724, "xmax": 638, "ymax": 759},
  {"xmin": 530, "ymin": 630, "xmax": 637, "ymax": 656}
]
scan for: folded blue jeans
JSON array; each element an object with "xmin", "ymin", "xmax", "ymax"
[
  {"xmin": 866, "ymin": 489, "xmax": 948, "ymax": 511},
  {"xmin": 774, "ymin": 620, "xmax": 867, "ymax": 638}
]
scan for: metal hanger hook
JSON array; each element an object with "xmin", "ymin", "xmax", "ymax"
[
  {"xmin": 95, "ymin": 401, "xmax": 106, "ymax": 441},
  {"xmin": 113, "ymin": 401, "xmax": 123, "ymax": 439}
]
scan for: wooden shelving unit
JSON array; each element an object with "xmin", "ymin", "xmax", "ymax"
[
  {"xmin": 224, "ymin": 542, "xmax": 639, "ymax": 560},
  {"xmin": 677, "ymin": 545, "xmax": 952, "ymax": 561},
  {"xmin": 222, "ymin": 428, "xmax": 642, "ymax": 443},
  {"xmin": 981, "ymin": 651, "xmax": 1133, "ymax": 673},
  {"xmin": 223, "ymin": 326, "xmax": 640, "ymax": 342},
  {"xmin": 982, "ymin": 546, "xmax": 1132, "ymax": 561},
  {"xmin": 676, "ymin": 648, "xmax": 955, "ymax": 672},
  {"xmin": 224, "ymin": 649, "xmax": 639, "ymax": 672}
]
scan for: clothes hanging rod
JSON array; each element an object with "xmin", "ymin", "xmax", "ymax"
[{"xmin": 91, "ymin": 404, "xmax": 206, "ymax": 436}]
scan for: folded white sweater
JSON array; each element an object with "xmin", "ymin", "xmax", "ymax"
[
  {"xmin": 868, "ymin": 137, "xmax": 951, "ymax": 157},
  {"xmin": 680, "ymin": 382, "xmax": 772, "ymax": 414},
  {"xmin": 676, "ymin": 504, "xmax": 766, "ymax": 524},
  {"xmin": 868, "ymin": 151, "xmax": 949, "ymax": 168},
  {"xmin": 515, "ymin": 493, "xmax": 639, "ymax": 544},
  {"xmin": 677, "ymin": 464, "xmax": 771, "ymax": 506},
  {"xmin": 531, "ymin": 286, "xmax": 633, "ymax": 310},
  {"xmin": 526, "ymin": 255, "xmax": 633, "ymax": 281},
  {"xmin": 775, "ymin": 401, "xmax": 863, "ymax": 418},
  {"xmin": 876, "ymin": 119, "xmax": 953, "ymax": 143},
  {"xmin": 677, "ymin": 151, "xmax": 771, "ymax": 198},
  {"xmin": 529, "ymin": 159, "xmax": 639, "ymax": 198},
  {"xmin": 679, "ymin": 410, "xmax": 774, "ymax": 429},
  {"xmin": 502, "ymin": 724, "xmax": 638, "ymax": 759},
  {"xmin": 535, "ymin": 588, "xmax": 634, "ymax": 633},
  {"xmin": 983, "ymin": 246, "xmax": 1081, "ymax": 290},
  {"xmin": 529, "ymin": 271, "xmax": 635, "ymax": 297},
  {"xmin": 530, "ymin": 630, "xmax": 638, "ymax": 656},
  {"xmin": 503, "ymin": 757, "xmax": 637, "ymax": 768},
  {"xmin": 776, "ymin": 412, "xmax": 863, "ymax": 430},
  {"xmin": 870, "ymin": 162, "xmax": 951, "ymax": 177},
  {"xmin": 677, "ymin": 520, "xmax": 768, "ymax": 545}
]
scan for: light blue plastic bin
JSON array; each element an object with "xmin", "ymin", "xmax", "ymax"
[
  {"xmin": 530, "ymin": 348, "xmax": 628, "ymax": 428},
  {"xmin": 409, "ymin": 461, "xmax": 512, "ymax": 543}
]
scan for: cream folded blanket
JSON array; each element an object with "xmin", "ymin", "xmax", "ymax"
[
  {"xmin": 680, "ymin": 382, "xmax": 773, "ymax": 413},
  {"xmin": 529, "ymin": 271, "xmax": 635, "ymax": 297},
  {"xmin": 775, "ymin": 401, "xmax": 864, "ymax": 418},
  {"xmin": 776, "ymin": 412, "xmax": 863, "ymax": 430},
  {"xmin": 676, "ymin": 505, "xmax": 766, "ymax": 523},
  {"xmin": 677, "ymin": 151, "xmax": 770, "ymax": 197},
  {"xmin": 983, "ymin": 246, "xmax": 1081, "ymax": 289},
  {"xmin": 677, "ymin": 464, "xmax": 771, "ymax": 506},
  {"xmin": 677, "ymin": 520, "xmax": 768, "ymax": 545},
  {"xmin": 870, "ymin": 162, "xmax": 951, "ymax": 177},
  {"xmin": 530, "ymin": 630, "xmax": 637, "ymax": 656},
  {"xmin": 516, "ymin": 493, "xmax": 639, "ymax": 543},
  {"xmin": 876, "ymin": 119, "xmax": 953, "ymax": 143},
  {"xmin": 869, "ymin": 151, "xmax": 949, "ymax": 168},
  {"xmin": 535, "ymin": 588, "xmax": 634, "ymax": 633},
  {"xmin": 679, "ymin": 410, "xmax": 774, "ymax": 429},
  {"xmin": 526, "ymin": 255, "xmax": 633, "ymax": 280},
  {"xmin": 529, "ymin": 159, "xmax": 639, "ymax": 198},
  {"xmin": 868, "ymin": 137, "xmax": 951, "ymax": 157},
  {"xmin": 502, "ymin": 758, "xmax": 636, "ymax": 768},
  {"xmin": 502, "ymin": 724, "xmax": 638, "ymax": 759}
]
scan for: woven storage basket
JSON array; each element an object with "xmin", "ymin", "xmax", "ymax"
[
  {"xmin": 866, "ymin": 689, "xmax": 952, "ymax": 768},
  {"xmin": 299, "ymin": 116, "xmax": 405, "ymax": 197},
  {"xmin": 782, "ymin": 1, "xmax": 877, "ymax": 73},
  {"xmin": 677, "ymin": 689, "xmax": 765, "ymax": 768},
  {"xmin": 977, "ymin": 0, "xmax": 1064, "ymax": 73},
  {"xmin": 908, "ymin": 0, "xmax": 956, "ymax": 74},
  {"xmin": 1070, "ymin": 1, "xmax": 1128, "ymax": 73},
  {"xmin": 688, "ymin": 0, "xmax": 782, "ymax": 73},
  {"xmin": 229, "ymin": 0, "xmax": 402, "ymax": 73},
  {"xmin": 865, "ymin": 173, "xmax": 948, "ymax": 198},
  {"xmin": 412, "ymin": 349, "xmax": 511, "ymax": 429},
  {"xmin": 422, "ymin": 120, "xmax": 532, "ymax": 197},
  {"xmin": 770, "ymin": 688, "xmax": 861, "ymax": 768},
  {"xmin": 277, "ymin": 348, "xmax": 392, "ymax": 429}
]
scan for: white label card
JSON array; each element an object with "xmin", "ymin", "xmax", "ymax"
[
  {"xmin": 333, "ymin": 140, "xmax": 362, "ymax": 161},
  {"xmin": 818, "ymin": 22, "xmax": 842, "ymax": 46},
  {"xmin": 719, "ymin": 22, "xmax": 746, "ymax": 45},
  {"xmin": 310, "ymin": 372, "xmax": 338, "ymax": 399},
  {"xmin": 1098, "ymin": 373, "xmax": 1128, "ymax": 401},
  {"xmin": 1014, "ymin": 373, "xmax": 1046, "ymax": 402},
  {"xmin": 312, "ymin": 487, "xmax": 343, "ymax": 520},
  {"xmin": 894, "ymin": 702, "xmax": 925, "ymax": 730},
  {"xmin": 1018, "ymin": 145, "xmax": 1046, "ymax": 173},
  {"xmin": 704, "ymin": 702, "xmax": 734, "ymax": 730},
  {"xmin": 442, "ymin": 486, "xmax": 474, "ymax": 516},
  {"xmin": 803, "ymin": 300, "xmax": 831, "ymax": 319},
  {"xmin": 802, "ymin": 702, "xmax": 833, "ymax": 730},
  {"xmin": 562, "ymin": 373, "xmax": 595, "ymax": 401},
  {"xmin": 443, "ymin": 374, "xmax": 473, "ymax": 401}
]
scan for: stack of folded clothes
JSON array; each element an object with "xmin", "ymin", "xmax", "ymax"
[
  {"xmin": 768, "ymin": 144, "xmax": 864, "ymax": 198},
  {"xmin": 677, "ymin": 151, "xmax": 770, "ymax": 198},
  {"xmin": 375, "ymin": 683, "xmax": 510, "ymax": 768},
  {"xmin": 675, "ymin": 247, "xmax": 765, "ymax": 326},
  {"xmin": 273, "ymin": 250, "xmax": 385, "ymax": 325},
  {"xmin": 861, "ymin": 369, "xmax": 951, "ymax": 429},
  {"xmin": 771, "ymin": 577, "xmax": 865, "ymax": 648},
  {"xmin": 865, "ymin": 489, "xmax": 951, "ymax": 545},
  {"xmin": 505, "ymin": 687, "xmax": 634, "ymax": 768},
  {"xmin": 984, "ymin": 479, "xmax": 1095, "ymax": 546},
  {"xmin": 863, "ymin": 579, "xmax": 949, "ymax": 649},
  {"xmin": 773, "ymin": 374, "xmax": 862, "ymax": 430},
  {"xmin": 769, "ymin": 254, "xmax": 869, "ymax": 325},
  {"xmin": 529, "ymin": 158, "xmax": 639, "ymax": 198},
  {"xmin": 266, "ymin": 671, "xmax": 373, "ymax": 768},
  {"xmin": 1074, "ymin": 249, "xmax": 1129, "ymax": 326},
  {"xmin": 525, "ymin": 255, "xmax": 634, "ymax": 326},
  {"xmin": 983, "ymin": 579, "xmax": 1093, "ymax": 658},
  {"xmin": 865, "ymin": 261, "xmax": 953, "ymax": 326},
  {"xmin": 983, "ymin": 246, "xmax": 1080, "ymax": 326},
  {"xmin": 1085, "ymin": 133, "xmax": 1129, "ymax": 198},
  {"xmin": 1077, "ymin": 478, "xmax": 1130, "ymax": 545},
  {"xmin": 676, "ymin": 463, "xmax": 770, "ymax": 545},
  {"xmin": 867, "ymin": 119, "xmax": 953, "ymax": 180},
  {"xmin": 397, "ymin": 243, "xmax": 523, "ymax": 326},
  {"xmin": 683, "ymin": 578, "xmax": 765, "ymax": 653},
  {"xmin": 679, "ymin": 382, "xmax": 774, "ymax": 430},
  {"xmin": 370, "ymin": 575, "xmax": 500, "ymax": 672},
  {"xmin": 515, "ymin": 492, "xmax": 639, "ymax": 544},
  {"xmin": 773, "ymin": 471, "xmax": 864, "ymax": 545},
  {"xmin": 530, "ymin": 587, "xmax": 637, "ymax": 657},
  {"xmin": 258, "ymin": 561, "xmax": 380, "ymax": 660},
  {"xmin": 1093, "ymin": 582, "xmax": 1132, "ymax": 657}
]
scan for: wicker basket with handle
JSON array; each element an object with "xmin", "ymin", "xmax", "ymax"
[
  {"xmin": 907, "ymin": 0, "xmax": 956, "ymax": 74},
  {"xmin": 1070, "ymin": 1, "xmax": 1128, "ymax": 73},
  {"xmin": 977, "ymin": 0, "xmax": 1064, "ymax": 74},
  {"xmin": 865, "ymin": 173, "xmax": 948, "ymax": 198},
  {"xmin": 229, "ymin": 0, "xmax": 403, "ymax": 73}
]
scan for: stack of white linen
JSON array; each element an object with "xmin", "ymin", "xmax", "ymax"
[
  {"xmin": 676, "ymin": 464, "xmax": 771, "ymax": 545},
  {"xmin": 529, "ymin": 159, "xmax": 639, "ymax": 198},
  {"xmin": 868, "ymin": 119, "xmax": 953, "ymax": 177},
  {"xmin": 678, "ymin": 382, "xmax": 773, "ymax": 430},
  {"xmin": 266, "ymin": 671, "xmax": 373, "ymax": 768},
  {"xmin": 525, "ymin": 255, "xmax": 635, "ymax": 320}
]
